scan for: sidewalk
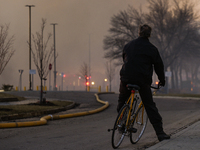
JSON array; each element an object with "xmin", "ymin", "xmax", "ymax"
[{"xmin": 147, "ymin": 120, "xmax": 200, "ymax": 150}]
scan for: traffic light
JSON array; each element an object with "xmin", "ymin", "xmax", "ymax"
[{"xmin": 86, "ymin": 82, "xmax": 90, "ymax": 86}]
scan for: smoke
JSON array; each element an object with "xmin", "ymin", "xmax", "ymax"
[{"xmin": 0, "ymin": 0, "xmax": 147, "ymax": 91}]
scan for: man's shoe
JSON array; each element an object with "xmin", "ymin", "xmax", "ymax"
[{"xmin": 157, "ymin": 133, "xmax": 170, "ymax": 141}]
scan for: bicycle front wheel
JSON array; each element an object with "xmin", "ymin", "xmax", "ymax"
[
  {"xmin": 112, "ymin": 105, "xmax": 129, "ymax": 149},
  {"xmin": 130, "ymin": 106, "xmax": 148, "ymax": 144}
]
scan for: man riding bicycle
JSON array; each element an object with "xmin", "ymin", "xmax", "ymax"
[{"xmin": 117, "ymin": 24, "xmax": 170, "ymax": 142}]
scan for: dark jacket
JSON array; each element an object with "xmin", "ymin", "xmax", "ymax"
[{"xmin": 120, "ymin": 36, "xmax": 165, "ymax": 85}]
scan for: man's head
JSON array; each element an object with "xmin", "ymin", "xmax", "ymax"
[{"xmin": 139, "ymin": 24, "xmax": 152, "ymax": 38}]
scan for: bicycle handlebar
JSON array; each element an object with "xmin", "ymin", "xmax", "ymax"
[{"xmin": 150, "ymin": 84, "xmax": 161, "ymax": 89}]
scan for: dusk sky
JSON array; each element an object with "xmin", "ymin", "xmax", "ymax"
[{"xmin": 0, "ymin": 0, "xmax": 152, "ymax": 91}]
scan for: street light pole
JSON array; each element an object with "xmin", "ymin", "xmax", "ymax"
[
  {"xmin": 89, "ymin": 34, "xmax": 91, "ymax": 85},
  {"xmin": 51, "ymin": 23, "xmax": 58, "ymax": 91},
  {"xmin": 25, "ymin": 5, "xmax": 35, "ymax": 91}
]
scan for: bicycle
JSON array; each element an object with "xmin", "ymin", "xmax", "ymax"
[{"xmin": 108, "ymin": 84, "xmax": 160, "ymax": 149}]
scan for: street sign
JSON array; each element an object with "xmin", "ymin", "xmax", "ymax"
[
  {"xmin": 49, "ymin": 64, "xmax": 52, "ymax": 70},
  {"xmin": 19, "ymin": 70, "xmax": 23, "ymax": 74},
  {"xmin": 29, "ymin": 69, "xmax": 36, "ymax": 74}
]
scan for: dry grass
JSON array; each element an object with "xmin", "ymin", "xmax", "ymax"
[
  {"xmin": 0, "ymin": 93, "xmax": 73, "ymax": 118},
  {"xmin": 0, "ymin": 101, "xmax": 73, "ymax": 116},
  {"xmin": 155, "ymin": 93, "xmax": 200, "ymax": 98}
]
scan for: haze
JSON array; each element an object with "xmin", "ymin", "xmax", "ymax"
[{"xmin": 0, "ymin": 0, "xmax": 147, "ymax": 91}]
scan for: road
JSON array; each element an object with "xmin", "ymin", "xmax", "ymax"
[{"xmin": 1, "ymin": 92, "xmax": 200, "ymax": 150}]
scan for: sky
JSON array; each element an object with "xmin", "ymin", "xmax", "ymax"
[{"xmin": 0, "ymin": 0, "xmax": 148, "ymax": 91}]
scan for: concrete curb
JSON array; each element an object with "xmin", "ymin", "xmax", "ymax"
[
  {"xmin": 0, "ymin": 101, "xmax": 76, "ymax": 121},
  {"xmin": 146, "ymin": 119, "xmax": 200, "ymax": 150},
  {"xmin": 0, "ymin": 92, "xmax": 113, "ymax": 128}
]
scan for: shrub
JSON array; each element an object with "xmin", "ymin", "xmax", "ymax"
[{"xmin": 2, "ymin": 84, "xmax": 14, "ymax": 91}]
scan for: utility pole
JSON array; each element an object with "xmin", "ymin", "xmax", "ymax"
[
  {"xmin": 25, "ymin": 5, "xmax": 35, "ymax": 91},
  {"xmin": 50, "ymin": 23, "xmax": 58, "ymax": 91},
  {"xmin": 89, "ymin": 34, "xmax": 91, "ymax": 85}
]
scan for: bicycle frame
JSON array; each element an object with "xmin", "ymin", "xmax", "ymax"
[
  {"xmin": 123, "ymin": 89, "xmax": 144, "ymax": 130},
  {"xmin": 125, "ymin": 85, "xmax": 160, "ymax": 128},
  {"xmin": 110, "ymin": 84, "xmax": 161, "ymax": 149}
]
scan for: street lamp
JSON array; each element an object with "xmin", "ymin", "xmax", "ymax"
[
  {"xmin": 50, "ymin": 23, "xmax": 58, "ymax": 91},
  {"xmin": 88, "ymin": 34, "xmax": 91, "ymax": 85},
  {"xmin": 25, "ymin": 5, "xmax": 35, "ymax": 91}
]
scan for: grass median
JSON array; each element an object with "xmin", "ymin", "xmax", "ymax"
[{"xmin": 0, "ymin": 92, "xmax": 73, "ymax": 120}]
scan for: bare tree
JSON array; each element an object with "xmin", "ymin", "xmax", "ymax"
[
  {"xmin": 105, "ymin": 60, "xmax": 115, "ymax": 92},
  {"xmin": 103, "ymin": 6, "xmax": 144, "ymax": 65},
  {"xmin": 0, "ymin": 24, "xmax": 15, "ymax": 75},
  {"xmin": 146, "ymin": 0, "xmax": 200, "ymax": 69},
  {"xmin": 104, "ymin": 0, "xmax": 200, "ymax": 68},
  {"xmin": 31, "ymin": 18, "xmax": 54, "ymax": 104},
  {"xmin": 103, "ymin": 0, "xmax": 200, "ymax": 92},
  {"xmin": 146, "ymin": 0, "xmax": 200, "ymax": 90},
  {"xmin": 78, "ymin": 62, "xmax": 90, "ymax": 91}
]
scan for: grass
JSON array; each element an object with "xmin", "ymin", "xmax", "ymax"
[
  {"xmin": 0, "ymin": 101, "xmax": 73, "ymax": 117},
  {"xmin": 155, "ymin": 93, "xmax": 200, "ymax": 98},
  {"xmin": 0, "ymin": 92, "xmax": 73, "ymax": 118}
]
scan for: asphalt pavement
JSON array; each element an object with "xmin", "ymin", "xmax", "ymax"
[{"xmin": 2, "ymin": 91, "xmax": 200, "ymax": 150}]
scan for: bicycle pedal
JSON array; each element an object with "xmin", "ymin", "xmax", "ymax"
[
  {"xmin": 107, "ymin": 129, "xmax": 113, "ymax": 132},
  {"xmin": 128, "ymin": 127, "xmax": 137, "ymax": 133}
]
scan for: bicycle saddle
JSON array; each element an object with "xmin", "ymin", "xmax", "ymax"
[{"xmin": 126, "ymin": 84, "xmax": 140, "ymax": 90}]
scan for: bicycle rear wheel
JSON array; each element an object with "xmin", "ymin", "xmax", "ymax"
[
  {"xmin": 112, "ymin": 105, "xmax": 129, "ymax": 149},
  {"xmin": 130, "ymin": 106, "xmax": 148, "ymax": 144}
]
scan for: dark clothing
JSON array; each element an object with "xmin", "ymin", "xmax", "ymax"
[
  {"xmin": 120, "ymin": 37, "xmax": 165, "ymax": 85},
  {"xmin": 118, "ymin": 36, "xmax": 165, "ymax": 136},
  {"xmin": 118, "ymin": 81, "xmax": 163, "ymax": 134}
]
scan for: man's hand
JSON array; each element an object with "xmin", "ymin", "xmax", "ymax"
[{"xmin": 159, "ymin": 80, "xmax": 165, "ymax": 86}]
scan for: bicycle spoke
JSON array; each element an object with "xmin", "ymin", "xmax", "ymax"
[
  {"xmin": 130, "ymin": 106, "xmax": 148, "ymax": 144},
  {"xmin": 112, "ymin": 105, "xmax": 129, "ymax": 149}
]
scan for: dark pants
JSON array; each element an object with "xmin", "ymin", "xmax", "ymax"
[{"xmin": 118, "ymin": 81, "xmax": 164, "ymax": 135}]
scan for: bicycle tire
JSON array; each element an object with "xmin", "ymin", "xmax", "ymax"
[
  {"xmin": 130, "ymin": 106, "xmax": 148, "ymax": 144},
  {"xmin": 112, "ymin": 105, "xmax": 129, "ymax": 149}
]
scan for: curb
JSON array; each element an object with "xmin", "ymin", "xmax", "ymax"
[
  {"xmin": 0, "ymin": 92, "xmax": 113, "ymax": 128},
  {"xmin": 0, "ymin": 101, "xmax": 76, "ymax": 121}
]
